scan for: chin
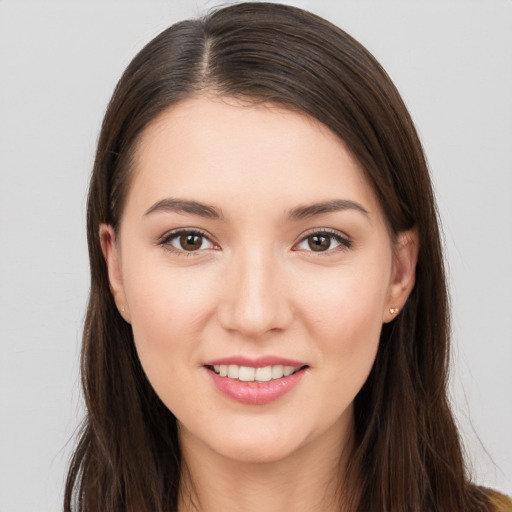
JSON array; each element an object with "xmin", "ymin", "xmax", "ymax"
[
  {"xmin": 215, "ymin": 436, "xmax": 306, "ymax": 465},
  {"xmin": 179, "ymin": 416, "xmax": 314, "ymax": 465}
]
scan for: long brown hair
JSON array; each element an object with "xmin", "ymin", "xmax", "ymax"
[{"xmin": 65, "ymin": 3, "xmax": 493, "ymax": 511}]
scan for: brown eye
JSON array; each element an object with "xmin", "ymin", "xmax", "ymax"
[
  {"xmin": 308, "ymin": 234, "xmax": 331, "ymax": 251},
  {"xmin": 295, "ymin": 230, "xmax": 352, "ymax": 254},
  {"xmin": 161, "ymin": 230, "xmax": 215, "ymax": 253},
  {"xmin": 179, "ymin": 233, "xmax": 203, "ymax": 251}
]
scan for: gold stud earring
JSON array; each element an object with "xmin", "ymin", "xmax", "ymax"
[{"xmin": 389, "ymin": 307, "xmax": 399, "ymax": 315}]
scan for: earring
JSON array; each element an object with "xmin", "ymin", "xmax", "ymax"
[
  {"xmin": 389, "ymin": 307, "xmax": 399, "ymax": 315},
  {"xmin": 120, "ymin": 306, "xmax": 125, "ymax": 313}
]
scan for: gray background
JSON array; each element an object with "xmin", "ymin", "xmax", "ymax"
[{"xmin": 1, "ymin": 1, "xmax": 511, "ymax": 510}]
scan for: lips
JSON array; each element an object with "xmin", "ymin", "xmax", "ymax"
[{"xmin": 203, "ymin": 356, "xmax": 308, "ymax": 405}]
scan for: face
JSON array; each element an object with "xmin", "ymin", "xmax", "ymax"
[{"xmin": 101, "ymin": 96, "xmax": 417, "ymax": 465}]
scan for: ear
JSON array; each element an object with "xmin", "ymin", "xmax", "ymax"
[
  {"xmin": 99, "ymin": 224, "xmax": 131, "ymax": 323},
  {"xmin": 383, "ymin": 228, "xmax": 419, "ymax": 323}
]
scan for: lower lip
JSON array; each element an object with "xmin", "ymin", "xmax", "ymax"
[{"xmin": 205, "ymin": 367, "xmax": 306, "ymax": 405}]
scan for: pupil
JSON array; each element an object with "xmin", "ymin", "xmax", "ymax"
[
  {"xmin": 309, "ymin": 235, "xmax": 330, "ymax": 251},
  {"xmin": 181, "ymin": 234, "xmax": 202, "ymax": 251}
]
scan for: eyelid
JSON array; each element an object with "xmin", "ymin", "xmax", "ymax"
[
  {"xmin": 157, "ymin": 227, "xmax": 219, "ymax": 254},
  {"xmin": 157, "ymin": 227, "xmax": 351, "ymax": 255},
  {"xmin": 293, "ymin": 228, "xmax": 352, "ymax": 253}
]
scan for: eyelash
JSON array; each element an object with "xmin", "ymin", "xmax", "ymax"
[
  {"xmin": 157, "ymin": 228, "xmax": 352, "ymax": 256},
  {"xmin": 158, "ymin": 229, "xmax": 217, "ymax": 256},
  {"xmin": 295, "ymin": 228, "xmax": 352, "ymax": 254}
]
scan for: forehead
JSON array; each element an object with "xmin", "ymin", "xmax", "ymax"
[{"xmin": 126, "ymin": 95, "xmax": 384, "ymax": 223}]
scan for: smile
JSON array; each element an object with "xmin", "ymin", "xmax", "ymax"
[
  {"xmin": 204, "ymin": 359, "xmax": 308, "ymax": 405},
  {"xmin": 210, "ymin": 364, "xmax": 300, "ymax": 382}
]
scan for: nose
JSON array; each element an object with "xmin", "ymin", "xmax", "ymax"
[{"xmin": 216, "ymin": 248, "xmax": 294, "ymax": 338}]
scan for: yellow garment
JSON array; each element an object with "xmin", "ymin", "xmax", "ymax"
[{"xmin": 488, "ymin": 489, "xmax": 512, "ymax": 512}]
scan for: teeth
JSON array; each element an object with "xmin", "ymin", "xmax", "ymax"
[
  {"xmin": 271, "ymin": 365, "xmax": 284, "ymax": 379},
  {"xmin": 211, "ymin": 364, "xmax": 301, "ymax": 382},
  {"xmin": 255, "ymin": 366, "xmax": 272, "ymax": 382},
  {"xmin": 227, "ymin": 365, "xmax": 239, "ymax": 379},
  {"xmin": 283, "ymin": 366, "xmax": 296, "ymax": 377},
  {"xmin": 238, "ymin": 366, "xmax": 255, "ymax": 381}
]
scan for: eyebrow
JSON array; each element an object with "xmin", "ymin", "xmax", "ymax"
[
  {"xmin": 144, "ymin": 197, "xmax": 369, "ymax": 221},
  {"xmin": 287, "ymin": 199, "xmax": 369, "ymax": 220},
  {"xmin": 144, "ymin": 198, "xmax": 224, "ymax": 219}
]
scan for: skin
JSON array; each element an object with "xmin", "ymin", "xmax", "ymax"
[{"xmin": 101, "ymin": 96, "xmax": 418, "ymax": 512}]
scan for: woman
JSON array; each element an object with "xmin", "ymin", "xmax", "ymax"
[{"xmin": 64, "ymin": 3, "xmax": 511, "ymax": 511}]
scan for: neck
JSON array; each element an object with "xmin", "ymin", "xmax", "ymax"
[{"xmin": 177, "ymin": 420, "xmax": 354, "ymax": 512}]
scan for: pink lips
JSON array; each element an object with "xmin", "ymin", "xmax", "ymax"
[
  {"xmin": 204, "ymin": 356, "xmax": 305, "ymax": 368},
  {"xmin": 203, "ymin": 356, "xmax": 308, "ymax": 405}
]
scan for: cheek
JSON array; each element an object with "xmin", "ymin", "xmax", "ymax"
[
  {"xmin": 123, "ymin": 262, "xmax": 217, "ymax": 382},
  {"xmin": 314, "ymin": 294, "xmax": 383, "ymax": 376},
  {"xmin": 298, "ymin": 259, "xmax": 390, "ymax": 382},
  {"xmin": 123, "ymin": 271, "xmax": 218, "ymax": 420}
]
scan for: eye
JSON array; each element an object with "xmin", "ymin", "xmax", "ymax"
[
  {"xmin": 159, "ymin": 229, "xmax": 216, "ymax": 253},
  {"xmin": 295, "ymin": 230, "xmax": 351, "ymax": 253}
]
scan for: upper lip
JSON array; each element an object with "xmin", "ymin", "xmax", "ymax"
[{"xmin": 203, "ymin": 355, "xmax": 307, "ymax": 368}]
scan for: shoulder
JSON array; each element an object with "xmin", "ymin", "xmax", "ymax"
[{"xmin": 484, "ymin": 488, "xmax": 512, "ymax": 512}]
